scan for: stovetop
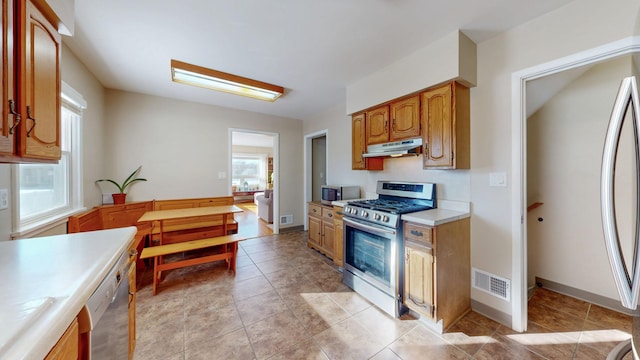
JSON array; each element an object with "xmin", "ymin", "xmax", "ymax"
[
  {"xmin": 342, "ymin": 181, "xmax": 436, "ymax": 228},
  {"xmin": 346, "ymin": 198, "xmax": 434, "ymax": 215}
]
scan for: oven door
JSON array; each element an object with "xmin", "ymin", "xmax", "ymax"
[{"xmin": 343, "ymin": 217, "xmax": 398, "ymax": 297}]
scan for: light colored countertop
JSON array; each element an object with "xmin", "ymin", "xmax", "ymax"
[
  {"xmin": 0, "ymin": 227, "xmax": 136, "ymax": 360},
  {"xmin": 402, "ymin": 208, "xmax": 470, "ymax": 226}
]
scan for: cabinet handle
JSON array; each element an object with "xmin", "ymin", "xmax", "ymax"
[
  {"xmin": 424, "ymin": 142, "xmax": 429, "ymax": 154},
  {"xmin": 328, "ymin": 213, "xmax": 333, "ymax": 218},
  {"xmin": 8, "ymin": 100, "xmax": 20, "ymax": 134},
  {"xmin": 392, "ymin": 119, "xmax": 396, "ymax": 131},
  {"xmin": 410, "ymin": 229, "xmax": 423, "ymax": 237},
  {"xmin": 385, "ymin": 120, "xmax": 388, "ymax": 133},
  {"xmin": 26, "ymin": 106, "xmax": 36, "ymax": 137}
]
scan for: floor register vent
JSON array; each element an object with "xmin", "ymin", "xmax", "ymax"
[
  {"xmin": 472, "ymin": 267, "xmax": 511, "ymax": 302},
  {"xmin": 280, "ymin": 215, "xmax": 293, "ymax": 225}
]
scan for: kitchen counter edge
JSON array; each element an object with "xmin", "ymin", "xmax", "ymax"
[
  {"xmin": 0, "ymin": 227, "xmax": 136, "ymax": 360},
  {"xmin": 401, "ymin": 208, "xmax": 470, "ymax": 227}
]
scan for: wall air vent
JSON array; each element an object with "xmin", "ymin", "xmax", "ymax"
[
  {"xmin": 280, "ymin": 215, "xmax": 293, "ymax": 225},
  {"xmin": 472, "ymin": 267, "xmax": 511, "ymax": 301}
]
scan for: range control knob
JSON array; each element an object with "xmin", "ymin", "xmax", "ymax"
[
  {"xmin": 361, "ymin": 210, "xmax": 368, "ymax": 218},
  {"xmin": 373, "ymin": 213, "xmax": 381, "ymax": 221},
  {"xmin": 382, "ymin": 215, "xmax": 390, "ymax": 223}
]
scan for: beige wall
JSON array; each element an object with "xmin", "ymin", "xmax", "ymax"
[
  {"xmin": 0, "ymin": 44, "xmax": 106, "ymax": 241},
  {"xmin": 103, "ymin": 90, "xmax": 304, "ymax": 228},
  {"xmin": 527, "ymin": 56, "xmax": 636, "ymax": 300}
]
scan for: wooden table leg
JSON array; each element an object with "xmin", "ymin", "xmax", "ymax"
[
  {"xmin": 230, "ymin": 242, "xmax": 238, "ymax": 273},
  {"xmin": 153, "ymin": 256, "xmax": 158, "ymax": 296}
]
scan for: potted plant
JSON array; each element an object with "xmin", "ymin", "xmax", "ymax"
[{"xmin": 96, "ymin": 166, "xmax": 147, "ymax": 204}]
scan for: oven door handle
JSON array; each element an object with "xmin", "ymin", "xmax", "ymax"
[{"xmin": 343, "ymin": 217, "xmax": 396, "ymax": 235}]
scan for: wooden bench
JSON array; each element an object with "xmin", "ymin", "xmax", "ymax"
[
  {"xmin": 67, "ymin": 201, "xmax": 154, "ymax": 270},
  {"xmin": 150, "ymin": 197, "xmax": 239, "ymax": 244},
  {"xmin": 140, "ymin": 234, "xmax": 248, "ymax": 295}
]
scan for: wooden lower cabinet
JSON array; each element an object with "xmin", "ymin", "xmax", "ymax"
[
  {"xmin": 333, "ymin": 206, "xmax": 344, "ymax": 267},
  {"xmin": 44, "ymin": 317, "xmax": 79, "ymax": 360},
  {"xmin": 403, "ymin": 218, "xmax": 470, "ymax": 330},
  {"xmin": 405, "ymin": 244, "xmax": 435, "ymax": 319},
  {"xmin": 128, "ymin": 253, "xmax": 137, "ymax": 359},
  {"xmin": 307, "ymin": 202, "xmax": 335, "ymax": 258}
]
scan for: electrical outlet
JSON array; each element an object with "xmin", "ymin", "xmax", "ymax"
[{"xmin": 0, "ymin": 189, "xmax": 8, "ymax": 210}]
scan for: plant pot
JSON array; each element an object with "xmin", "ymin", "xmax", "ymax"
[{"xmin": 112, "ymin": 193, "xmax": 127, "ymax": 205}]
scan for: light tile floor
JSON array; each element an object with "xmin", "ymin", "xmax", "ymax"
[{"xmin": 133, "ymin": 231, "xmax": 634, "ymax": 360}]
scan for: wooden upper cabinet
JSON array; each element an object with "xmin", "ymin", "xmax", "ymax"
[
  {"xmin": 21, "ymin": 0, "xmax": 61, "ymax": 160},
  {"xmin": 366, "ymin": 97, "xmax": 420, "ymax": 145},
  {"xmin": 365, "ymin": 105, "xmax": 389, "ymax": 145},
  {"xmin": 0, "ymin": 0, "xmax": 15, "ymax": 156},
  {"xmin": 421, "ymin": 82, "xmax": 470, "ymax": 169},
  {"xmin": 352, "ymin": 112, "xmax": 383, "ymax": 171},
  {"xmin": 390, "ymin": 96, "xmax": 420, "ymax": 141},
  {"xmin": 0, "ymin": 0, "xmax": 61, "ymax": 163}
]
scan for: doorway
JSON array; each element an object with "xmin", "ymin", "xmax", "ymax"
[
  {"xmin": 304, "ymin": 130, "xmax": 328, "ymax": 229},
  {"xmin": 512, "ymin": 36, "xmax": 640, "ymax": 331},
  {"xmin": 229, "ymin": 129, "xmax": 279, "ymax": 234}
]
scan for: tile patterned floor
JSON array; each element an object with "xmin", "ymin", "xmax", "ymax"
[{"xmin": 133, "ymin": 231, "xmax": 634, "ymax": 360}]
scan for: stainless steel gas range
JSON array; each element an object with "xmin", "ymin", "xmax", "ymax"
[{"xmin": 342, "ymin": 180, "xmax": 436, "ymax": 318}]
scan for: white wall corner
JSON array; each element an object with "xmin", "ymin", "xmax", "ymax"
[
  {"xmin": 346, "ymin": 29, "xmax": 477, "ymax": 114},
  {"xmin": 457, "ymin": 31, "xmax": 477, "ymax": 88}
]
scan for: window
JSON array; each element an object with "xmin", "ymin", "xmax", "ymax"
[
  {"xmin": 232, "ymin": 154, "xmax": 267, "ymax": 191},
  {"xmin": 13, "ymin": 83, "xmax": 85, "ymax": 237}
]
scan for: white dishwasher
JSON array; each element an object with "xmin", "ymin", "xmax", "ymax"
[{"xmin": 86, "ymin": 251, "xmax": 130, "ymax": 359}]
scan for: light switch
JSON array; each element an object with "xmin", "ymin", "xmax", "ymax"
[
  {"xmin": 489, "ymin": 172, "xmax": 507, "ymax": 187},
  {"xmin": 0, "ymin": 189, "xmax": 8, "ymax": 209}
]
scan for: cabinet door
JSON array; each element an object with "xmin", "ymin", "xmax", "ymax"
[
  {"xmin": 333, "ymin": 219, "xmax": 343, "ymax": 266},
  {"xmin": 128, "ymin": 261, "xmax": 136, "ymax": 359},
  {"xmin": 352, "ymin": 113, "xmax": 366, "ymax": 170},
  {"xmin": 404, "ymin": 245, "xmax": 434, "ymax": 319},
  {"xmin": 308, "ymin": 215, "xmax": 322, "ymax": 248},
  {"xmin": 322, "ymin": 220, "xmax": 334, "ymax": 258},
  {"xmin": 21, "ymin": 0, "xmax": 61, "ymax": 160},
  {"xmin": 366, "ymin": 106, "xmax": 389, "ymax": 145},
  {"xmin": 44, "ymin": 318, "xmax": 79, "ymax": 360},
  {"xmin": 390, "ymin": 96, "xmax": 420, "ymax": 141},
  {"xmin": 422, "ymin": 83, "xmax": 453, "ymax": 168},
  {"xmin": 0, "ymin": 0, "xmax": 14, "ymax": 156},
  {"xmin": 352, "ymin": 113, "xmax": 383, "ymax": 171}
]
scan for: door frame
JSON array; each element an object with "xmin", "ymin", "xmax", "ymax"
[
  {"xmin": 304, "ymin": 129, "xmax": 328, "ymax": 230},
  {"xmin": 511, "ymin": 35, "xmax": 640, "ymax": 331},
  {"xmin": 228, "ymin": 129, "xmax": 279, "ymax": 234}
]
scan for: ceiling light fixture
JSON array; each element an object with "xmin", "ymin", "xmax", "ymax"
[{"xmin": 170, "ymin": 59, "xmax": 284, "ymax": 102}]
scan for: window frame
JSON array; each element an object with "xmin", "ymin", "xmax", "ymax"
[
  {"xmin": 11, "ymin": 82, "xmax": 86, "ymax": 238},
  {"xmin": 231, "ymin": 152, "xmax": 268, "ymax": 190}
]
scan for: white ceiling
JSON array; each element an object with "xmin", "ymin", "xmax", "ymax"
[{"xmin": 63, "ymin": 0, "xmax": 575, "ymax": 120}]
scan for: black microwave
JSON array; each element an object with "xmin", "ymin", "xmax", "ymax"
[{"xmin": 321, "ymin": 185, "xmax": 360, "ymax": 205}]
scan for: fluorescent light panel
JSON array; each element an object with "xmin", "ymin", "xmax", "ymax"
[{"xmin": 171, "ymin": 59, "xmax": 284, "ymax": 102}]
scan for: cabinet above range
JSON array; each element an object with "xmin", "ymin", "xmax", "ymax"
[{"xmin": 351, "ymin": 81, "xmax": 470, "ymax": 171}]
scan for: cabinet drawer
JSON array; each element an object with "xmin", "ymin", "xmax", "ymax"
[
  {"xmin": 308, "ymin": 203, "xmax": 322, "ymax": 217},
  {"xmin": 404, "ymin": 222, "xmax": 432, "ymax": 245},
  {"xmin": 322, "ymin": 207, "xmax": 334, "ymax": 220},
  {"xmin": 332, "ymin": 206, "xmax": 343, "ymax": 221}
]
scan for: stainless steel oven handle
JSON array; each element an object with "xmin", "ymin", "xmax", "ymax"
[{"xmin": 344, "ymin": 217, "xmax": 396, "ymax": 235}]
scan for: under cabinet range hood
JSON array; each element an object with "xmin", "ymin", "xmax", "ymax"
[{"xmin": 362, "ymin": 138, "xmax": 422, "ymax": 158}]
